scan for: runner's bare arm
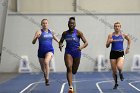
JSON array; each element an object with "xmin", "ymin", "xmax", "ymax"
[
  {"xmin": 77, "ymin": 30, "xmax": 88, "ymax": 51},
  {"xmin": 32, "ymin": 31, "xmax": 41, "ymax": 44},
  {"xmin": 59, "ymin": 31, "xmax": 66, "ymax": 51}
]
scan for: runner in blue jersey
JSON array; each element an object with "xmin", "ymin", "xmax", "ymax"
[
  {"xmin": 59, "ymin": 17, "xmax": 88, "ymax": 93},
  {"xmin": 106, "ymin": 22, "xmax": 131, "ymax": 89},
  {"xmin": 32, "ymin": 19, "xmax": 59, "ymax": 86}
]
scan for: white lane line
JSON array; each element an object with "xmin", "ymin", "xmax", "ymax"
[
  {"xmin": 129, "ymin": 81, "xmax": 140, "ymax": 92},
  {"xmin": 60, "ymin": 78, "xmax": 140, "ymax": 93},
  {"xmin": 60, "ymin": 82, "xmax": 68, "ymax": 93},
  {"xmin": 60, "ymin": 80, "xmax": 91, "ymax": 93},
  {"xmin": 19, "ymin": 80, "xmax": 44, "ymax": 93},
  {"xmin": 26, "ymin": 78, "xmax": 44, "ymax": 93},
  {"xmin": 60, "ymin": 79, "xmax": 112, "ymax": 93},
  {"xmin": 20, "ymin": 79, "xmax": 56, "ymax": 93},
  {"xmin": 96, "ymin": 80, "xmax": 113, "ymax": 93},
  {"xmin": 60, "ymin": 79, "xmax": 140, "ymax": 93}
]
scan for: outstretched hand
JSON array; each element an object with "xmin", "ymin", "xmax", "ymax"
[
  {"xmin": 36, "ymin": 34, "xmax": 41, "ymax": 38},
  {"xmin": 78, "ymin": 46, "xmax": 82, "ymax": 51},
  {"xmin": 125, "ymin": 48, "xmax": 129, "ymax": 54},
  {"xmin": 109, "ymin": 38, "xmax": 115, "ymax": 43},
  {"xmin": 59, "ymin": 44, "xmax": 64, "ymax": 52}
]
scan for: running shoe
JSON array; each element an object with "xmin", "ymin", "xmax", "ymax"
[
  {"xmin": 120, "ymin": 73, "xmax": 124, "ymax": 81},
  {"xmin": 113, "ymin": 84, "xmax": 118, "ymax": 89}
]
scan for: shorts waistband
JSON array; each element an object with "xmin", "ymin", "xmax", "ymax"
[{"xmin": 111, "ymin": 50, "xmax": 124, "ymax": 52}]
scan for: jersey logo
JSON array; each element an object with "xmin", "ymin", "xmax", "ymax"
[{"xmin": 43, "ymin": 34, "xmax": 53, "ymax": 38}]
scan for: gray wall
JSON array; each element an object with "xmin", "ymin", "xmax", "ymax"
[
  {"xmin": 0, "ymin": 0, "xmax": 8, "ymax": 62},
  {"xmin": 0, "ymin": 13, "xmax": 140, "ymax": 72},
  {"xmin": 8, "ymin": 0, "xmax": 140, "ymax": 13}
]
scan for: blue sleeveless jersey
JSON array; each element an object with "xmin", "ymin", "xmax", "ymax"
[
  {"xmin": 64, "ymin": 29, "xmax": 80, "ymax": 51},
  {"xmin": 111, "ymin": 34, "xmax": 124, "ymax": 51},
  {"xmin": 38, "ymin": 29, "xmax": 54, "ymax": 52}
]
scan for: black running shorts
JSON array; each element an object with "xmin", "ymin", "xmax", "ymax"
[{"xmin": 110, "ymin": 50, "xmax": 124, "ymax": 59}]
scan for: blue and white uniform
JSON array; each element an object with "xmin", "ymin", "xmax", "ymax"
[
  {"xmin": 38, "ymin": 29, "xmax": 54, "ymax": 58},
  {"xmin": 64, "ymin": 29, "xmax": 81, "ymax": 58},
  {"xmin": 111, "ymin": 34, "xmax": 124, "ymax": 51},
  {"xmin": 110, "ymin": 33, "xmax": 124, "ymax": 59}
]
